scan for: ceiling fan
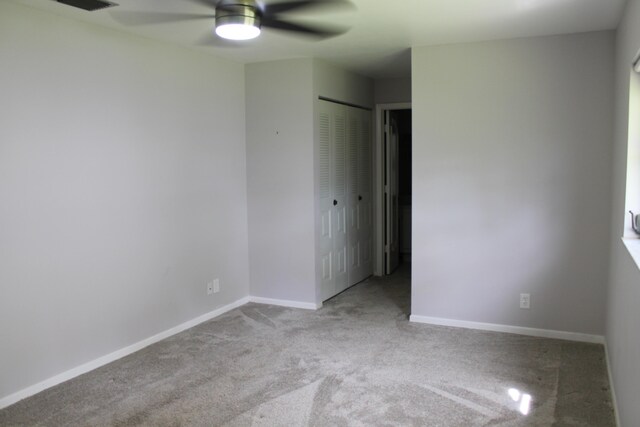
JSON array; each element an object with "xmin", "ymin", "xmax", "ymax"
[{"xmin": 109, "ymin": 0, "xmax": 353, "ymax": 42}]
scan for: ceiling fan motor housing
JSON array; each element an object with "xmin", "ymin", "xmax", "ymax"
[{"xmin": 216, "ymin": 1, "xmax": 262, "ymax": 30}]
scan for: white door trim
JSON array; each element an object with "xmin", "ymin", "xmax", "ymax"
[{"xmin": 373, "ymin": 102, "xmax": 412, "ymax": 276}]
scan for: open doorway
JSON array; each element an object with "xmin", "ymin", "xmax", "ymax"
[
  {"xmin": 391, "ymin": 109, "xmax": 412, "ymax": 272},
  {"xmin": 375, "ymin": 104, "xmax": 412, "ymax": 276}
]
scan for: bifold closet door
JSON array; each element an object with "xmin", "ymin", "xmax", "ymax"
[
  {"xmin": 356, "ymin": 108, "xmax": 373, "ymax": 282},
  {"xmin": 347, "ymin": 108, "xmax": 373, "ymax": 286},
  {"xmin": 318, "ymin": 100, "xmax": 348, "ymax": 300},
  {"xmin": 318, "ymin": 99, "xmax": 372, "ymax": 301},
  {"xmin": 358, "ymin": 110, "xmax": 373, "ymax": 280}
]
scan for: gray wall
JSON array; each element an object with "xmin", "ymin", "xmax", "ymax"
[
  {"xmin": 411, "ymin": 31, "xmax": 614, "ymax": 335},
  {"xmin": 0, "ymin": 2, "xmax": 250, "ymax": 399},
  {"xmin": 607, "ymin": 0, "xmax": 640, "ymax": 424},
  {"xmin": 374, "ymin": 77, "xmax": 412, "ymax": 104},
  {"xmin": 245, "ymin": 59, "xmax": 317, "ymax": 304}
]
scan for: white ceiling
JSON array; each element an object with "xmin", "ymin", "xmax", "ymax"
[{"xmin": 14, "ymin": 0, "xmax": 627, "ymax": 78}]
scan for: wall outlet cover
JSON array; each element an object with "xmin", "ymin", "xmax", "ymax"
[{"xmin": 520, "ymin": 293, "xmax": 531, "ymax": 309}]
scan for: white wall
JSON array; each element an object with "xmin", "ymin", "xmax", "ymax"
[
  {"xmin": 245, "ymin": 58, "xmax": 317, "ymax": 304},
  {"xmin": 313, "ymin": 59, "xmax": 374, "ymax": 109},
  {"xmin": 411, "ymin": 31, "xmax": 614, "ymax": 335},
  {"xmin": 607, "ymin": 0, "xmax": 640, "ymax": 424},
  {"xmin": 374, "ymin": 77, "xmax": 412, "ymax": 104},
  {"xmin": 0, "ymin": 1, "xmax": 249, "ymax": 400}
]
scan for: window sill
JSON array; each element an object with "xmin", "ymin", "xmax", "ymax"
[{"xmin": 622, "ymin": 237, "xmax": 640, "ymax": 270}]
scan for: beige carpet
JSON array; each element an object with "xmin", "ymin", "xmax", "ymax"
[{"xmin": 0, "ymin": 265, "xmax": 615, "ymax": 426}]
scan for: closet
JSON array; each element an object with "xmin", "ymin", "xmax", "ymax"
[{"xmin": 318, "ymin": 99, "xmax": 373, "ymax": 301}]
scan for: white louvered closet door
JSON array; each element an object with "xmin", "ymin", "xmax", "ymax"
[
  {"xmin": 318, "ymin": 99, "xmax": 372, "ymax": 301},
  {"xmin": 318, "ymin": 101, "xmax": 334, "ymax": 301},
  {"xmin": 332, "ymin": 106, "xmax": 349, "ymax": 295},
  {"xmin": 347, "ymin": 109, "xmax": 359, "ymax": 288},
  {"xmin": 347, "ymin": 107, "xmax": 373, "ymax": 286}
]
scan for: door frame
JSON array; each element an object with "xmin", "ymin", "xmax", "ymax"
[{"xmin": 373, "ymin": 102, "xmax": 412, "ymax": 276}]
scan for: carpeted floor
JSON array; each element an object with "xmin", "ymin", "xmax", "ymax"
[{"xmin": 0, "ymin": 265, "xmax": 616, "ymax": 426}]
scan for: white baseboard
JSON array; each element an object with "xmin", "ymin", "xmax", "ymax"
[
  {"xmin": 604, "ymin": 341, "xmax": 621, "ymax": 427},
  {"xmin": 409, "ymin": 315, "xmax": 604, "ymax": 344},
  {"xmin": 249, "ymin": 296, "xmax": 321, "ymax": 310},
  {"xmin": 0, "ymin": 296, "xmax": 251, "ymax": 410}
]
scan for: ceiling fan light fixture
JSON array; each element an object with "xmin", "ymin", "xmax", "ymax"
[
  {"xmin": 215, "ymin": 4, "xmax": 261, "ymax": 41},
  {"xmin": 215, "ymin": 22, "xmax": 261, "ymax": 40}
]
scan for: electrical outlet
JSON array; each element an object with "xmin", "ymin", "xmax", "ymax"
[
  {"xmin": 520, "ymin": 293, "xmax": 531, "ymax": 309},
  {"xmin": 213, "ymin": 278, "xmax": 220, "ymax": 293},
  {"xmin": 207, "ymin": 282, "xmax": 213, "ymax": 295}
]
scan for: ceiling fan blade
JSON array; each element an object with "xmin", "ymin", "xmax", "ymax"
[
  {"xmin": 110, "ymin": 11, "xmax": 215, "ymax": 26},
  {"xmin": 262, "ymin": 16, "xmax": 347, "ymax": 38},
  {"xmin": 182, "ymin": 0, "xmax": 218, "ymax": 9},
  {"xmin": 264, "ymin": 0, "xmax": 353, "ymax": 15}
]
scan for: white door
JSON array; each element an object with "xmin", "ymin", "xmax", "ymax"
[
  {"xmin": 357, "ymin": 108, "xmax": 373, "ymax": 280},
  {"xmin": 318, "ymin": 102, "xmax": 335, "ymax": 300},
  {"xmin": 318, "ymin": 100, "xmax": 372, "ymax": 300},
  {"xmin": 332, "ymin": 106, "xmax": 349, "ymax": 294},
  {"xmin": 347, "ymin": 108, "xmax": 361, "ymax": 287},
  {"xmin": 348, "ymin": 107, "xmax": 373, "ymax": 284},
  {"xmin": 385, "ymin": 111, "xmax": 400, "ymax": 274}
]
